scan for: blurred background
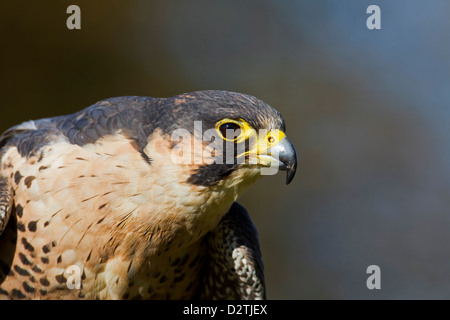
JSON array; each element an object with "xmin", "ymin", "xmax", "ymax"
[{"xmin": 1, "ymin": 0, "xmax": 450, "ymax": 299}]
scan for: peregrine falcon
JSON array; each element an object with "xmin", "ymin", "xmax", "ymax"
[{"xmin": 0, "ymin": 90, "xmax": 297, "ymax": 299}]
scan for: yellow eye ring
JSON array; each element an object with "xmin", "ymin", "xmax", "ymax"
[{"xmin": 215, "ymin": 119, "xmax": 245, "ymax": 142}]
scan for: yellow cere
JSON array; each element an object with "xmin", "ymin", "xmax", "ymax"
[
  {"xmin": 255, "ymin": 129, "xmax": 286, "ymax": 154},
  {"xmin": 215, "ymin": 119, "xmax": 286, "ymax": 163}
]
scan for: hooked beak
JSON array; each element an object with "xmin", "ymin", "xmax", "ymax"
[
  {"xmin": 265, "ymin": 136, "xmax": 298, "ymax": 184},
  {"xmin": 236, "ymin": 130, "xmax": 298, "ymax": 184}
]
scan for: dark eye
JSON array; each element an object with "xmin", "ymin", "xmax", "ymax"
[{"xmin": 219, "ymin": 122, "xmax": 242, "ymax": 140}]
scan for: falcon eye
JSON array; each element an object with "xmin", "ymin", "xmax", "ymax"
[
  {"xmin": 218, "ymin": 122, "xmax": 242, "ymax": 141},
  {"xmin": 267, "ymin": 135, "xmax": 276, "ymax": 144}
]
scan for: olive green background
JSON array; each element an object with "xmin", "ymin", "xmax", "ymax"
[{"xmin": 1, "ymin": 1, "xmax": 450, "ymax": 299}]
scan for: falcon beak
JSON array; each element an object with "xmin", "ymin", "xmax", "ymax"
[
  {"xmin": 236, "ymin": 129, "xmax": 298, "ymax": 184},
  {"xmin": 264, "ymin": 136, "xmax": 297, "ymax": 184}
]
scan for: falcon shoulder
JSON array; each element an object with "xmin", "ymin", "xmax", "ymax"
[
  {"xmin": 0, "ymin": 124, "xmax": 27, "ymax": 236},
  {"xmin": 0, "ymin": 175, "xmax": 12, "ymax": 236},
  {"xmin": 0, "ymin": 96, "xmax": 152, "ymax": 234},
  {"xmin": 0, "ymin": 118, "xmax": 64, "ymax": 236},
  {"xmin": 200, "ymin": 202, "xmax": 266, "ymax": 299}
]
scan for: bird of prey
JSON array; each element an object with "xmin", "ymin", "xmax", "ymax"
[{"xmin": 0, "ymin": 90, "xmax": 297, "ymax": 299}]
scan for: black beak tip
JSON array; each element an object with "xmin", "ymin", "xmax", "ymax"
[
  {"xmin": 285, "ymin": 163, "xmax": 297, "ymax": 185},
  {"xmin": 278, "ymin": 137, "xmax": 298, "ymax": 185}
]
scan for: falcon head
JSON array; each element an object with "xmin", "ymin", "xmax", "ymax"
[
  {"xmin": 3, "ymin": 90, "xmax": 297, "ymax": 191},
  {"xmin": 0, "ymin": 90, "xmax": 297, "ymax": 239},
  {"xmin": 146, "ymin": 90, "xmax": 298, "ymax": 188}
]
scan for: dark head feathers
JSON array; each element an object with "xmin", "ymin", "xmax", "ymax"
[{"xmin": 0, "ymin": 91, "xmax": 285, "ymax": 158}]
